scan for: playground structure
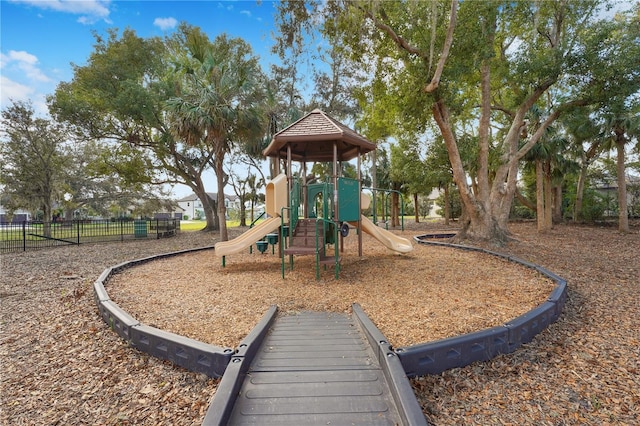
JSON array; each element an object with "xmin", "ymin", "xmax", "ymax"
[
  {"xmin": 93, "ymin": 239, "xmax": 567, "ymax": 425},
  {"xmin": 214, "ymin": 109, "xmax": 413, "ymax": 278},
  {"xmin": 89, "ymin": 110, "xmax": 569, "ymax": 424}
]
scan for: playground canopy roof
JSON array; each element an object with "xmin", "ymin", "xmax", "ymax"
[{"xmin": 263, "ymin": 109, "xmax": 377, "ymax": 162}]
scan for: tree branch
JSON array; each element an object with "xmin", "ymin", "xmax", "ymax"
[
  {"xmin": 515, "ymin": 99, "xmax": 591, "ymax": 162},
  {"xmin": 424, "ymin": 0, "xmax": 458, "ymax": 93},
  {"xmin": 490, "ymin": 104, "xmax": 516, "ymax": 119},
  {"xmin": 515, "ymin": 187, "xmax": 536, "ymax": 211},
  {"xmin": 360, "ymin": 7, "xmax": 426, "ymax": 58}
]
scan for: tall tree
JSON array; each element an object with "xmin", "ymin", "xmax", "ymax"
[
  {"xmin": 166, "ymin": 29, "xmax": 265, "ymax": 241},
  {"xmin": 282, "ymin": 0, "xmax": 640, "ymax": 243},
  {"xmin": 599, "ymin": 104, "xmax": 640, "ymax": 232},
  {"xmin": 560, "ymin": 107, "xmax": 604, "ymax": 222},
  {"xmin": 308, "ymin": 39, "xmax": 364, "ymax": 122},
  {"xmin": 226, "ymin": 163, "xmax": 265, "ymax": 227},
  {"xmin": 272, "ymin": 0, "xmax": 316, "ymax": 110},
  {"xmin": 49, "ymin": 28, "xmax": 221, "ymax": 231},
  {"xmin": 390, "ymin": 137, "xmax": 431, "ymax": 223},
  {"xmin": 1, "ymin": 101, "xmax": 70, "ymax": 231},
  {"xmin": 424, "ymin": 137, "xmax": 455, "ymax": 224}
]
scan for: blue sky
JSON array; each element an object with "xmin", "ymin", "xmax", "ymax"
[
  {"xmin": 1, "ymin": 0, "xmax": 280, "ymax": 116},
  {"xmin": 1, "ymin": 0, "xmax": 286, "ymax": 198}
]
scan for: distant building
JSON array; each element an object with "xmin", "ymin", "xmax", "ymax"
[
  {"xmin": 423, "ymin": 188, "xmax": 443, "ymax": 218},
  {"xmin": 0, "ymin": 207, "xmax": 31, "ymax": 223},
  {"xmin": 595, "ymin": 174, "xmax": 640, "ymax": 217},
  {"xmin": 177, "ymin": 192, "xmax": 240, "ymax": 220}
]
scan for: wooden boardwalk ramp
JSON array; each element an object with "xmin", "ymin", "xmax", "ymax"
[{"xmin": 203, "ymin": 305, "xmax": 427, "ymax": 425}]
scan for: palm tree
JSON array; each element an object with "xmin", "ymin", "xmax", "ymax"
[
  {"xmin": 560, "ymin": 107, "xmax": 604, "ymax": 222},
  {"xmin": 600, "ymin": 106, "xmax": 640, "ymax": 233},
  {"xmin": 523, "ymin": 106, "xmax": 578, "ymax": 231},
  {"xmin": 166, "ymin": 27, "xmax": 264, "ymax": 240}
]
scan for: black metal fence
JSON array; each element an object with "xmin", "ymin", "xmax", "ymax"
[{"xmin": 0, "ymin": 218, "xmax": 180, "ymax": 253}]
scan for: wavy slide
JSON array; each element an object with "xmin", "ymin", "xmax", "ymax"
[
  {"xmin": 356, "ymin": 215, "xmax": 413, "ymax": 253},
  {"xmin": 214, "ymin": 217, "xmax": 282, "ymax": 257}
]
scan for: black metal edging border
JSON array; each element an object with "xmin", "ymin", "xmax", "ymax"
[
  {"xmin": 202, "ymin": 305, "xmax": 278, "ymax": 426},
  {"xmin": 93, "ymin": 246, "xmax": 234, "ymax": 378},
  {"xmin": 352, "ymin": 304, "xmax": 428, "ymax": 426},
  {"xmin": 395, "ymin": 235, "xmax": 568, "ymax": 377}
]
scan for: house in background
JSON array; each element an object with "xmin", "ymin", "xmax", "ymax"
[
  {"xmin": 595, "ymin": 174, "xmax": 640, "ymax": 218},
  {"xmin": 177, "ymin": 192, "xmax": 240, "ymax": 220},
  {"xmin": 423, "ymin": 188, "xmax": 443, "ymax": 218},
  {"xmin": 152, "ymin": 204, "xmax": 185, "ymax": 220},
  {"xmin": 0, "ymin": 207, "xmax": 31, "ymax": 223}
]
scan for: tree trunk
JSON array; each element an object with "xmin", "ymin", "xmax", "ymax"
[
  {"xmin": 194, "ymin": 187, "xmax": 218, "ymax": 232},
  {"xmin": 553, "ymin": 184, "xmax": 563, "ymax": 224},
  {"xmin": 544, "ymin": 161, "xmax": 553, "ymax": 230},
  {"xmin": 391, "ymin": 189, "xmax": 399, "ymax": 227},
  {"xmin": 443, "ymin": 184, "xmax": 451, "ymax": 226},
  {"xmin": 215, "ymin": 157, "xmax": 229, "ymax": 241},
  {"xmin": 515, "ymin": 188, "xmax": 536, "ymax": 211},
  {"xmin": 413, "ymin": 193, "xmax": 419, "ymax": 223},
  {"xmin": 536, "ymin": 159, "xmax": 545, "ymax": 231},
  {"xmin": 42, "ymin": 201, "xmax": 52, "ymax": 238},
  {"xmin": 574, "ymin": 162, "xmax": 589, "ymax": 222},
  {"xmin": 616, "ymin": 137, "xmax": 629, "ymax": 233},
  {"xmin": 239, "ymin": 198, "xmax": 247, "ymax": 227},
  {"xmin": 431, "ymin": 54, "xmax": 513, "ymax": 244},
  {"xmin": 573, "ymin": 140, "xmax": 601, "ymax": 222}
]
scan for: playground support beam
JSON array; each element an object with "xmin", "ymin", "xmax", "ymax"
[
  {"xmin": 302, "ymin": 161, "xmax": 308, "ymax": 218},
  {"xmin": 357, "ymin": 147, "xmax": 363, "ymax": 257},
  {"xmin": 333, "ymin": 142, "xmax": 339, "ymax": 229}
]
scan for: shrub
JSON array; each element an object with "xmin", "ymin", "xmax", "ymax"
[
  {"xmin": 512, "ymin": 205, "xmax": 535, "ymax": 219},
  {"xmin": 435, "ymin": 189, "xmax": 461, "ymax": 219}
]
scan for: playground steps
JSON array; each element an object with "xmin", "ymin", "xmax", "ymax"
[
  {"xmin": 319, "ymin": 254, "xmax": 341, "ymax": 265},
  {"xmin": 284, "ymin": 219, "xmax": 325, "ymax": 256},
  {"xmin": 203, "ymin": 309, "xmax": 427, "ymax": 425}
]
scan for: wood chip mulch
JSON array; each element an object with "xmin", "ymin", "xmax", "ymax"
[{"xmin": 1, "ymin": 220, "xmax": 638, "ymax": 425}]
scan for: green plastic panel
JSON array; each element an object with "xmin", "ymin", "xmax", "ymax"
[
  {"xmin": 338, "ymin": 177, "xmax": 360, "ymax": 222},
  {"xmin": 307, "ymin": 183, "xmax": 333, "ymax": 219}
]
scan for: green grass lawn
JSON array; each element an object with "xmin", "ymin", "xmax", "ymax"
[
  {"xmin": 180, "ymin": 220, "xmax": 246, "ymax": 232},
  {"xmin": 179, "ymin": 221, "xmax": 207, "ymax": 231}
]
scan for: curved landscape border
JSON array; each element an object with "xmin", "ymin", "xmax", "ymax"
[
  {"xmin": 93, "ymin": 236, "xmax": 566, "ymax": 379},
  {"xmin": 394, "ymin": 234, "xmax": 567, "ymax": 377},
  {"xmin": 93, "ymin": 246, "xmax": 234, "ymax": 378}
]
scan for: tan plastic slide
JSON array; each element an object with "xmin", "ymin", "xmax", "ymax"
[
  {"xmin": 215, "ymin": 173, "xmax": 288, "ymax": 257},
  {"xmin": 214, "ymin": 217, "xmax": 282, "ymax": 257},
  {"xmin": 356, "ymin": 215, "xmax": 413, "ymax": 253}
]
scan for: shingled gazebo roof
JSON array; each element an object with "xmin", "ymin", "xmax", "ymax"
[{"xmin": 262, "ymin": 109, "xmax": 376, "ymax": 162}]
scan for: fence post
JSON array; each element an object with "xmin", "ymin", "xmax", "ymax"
[
  {"xmin": 120, "ymin": 219, "xmax": 124, "ymax": 242},
  {"xmin": 23, "ymin": 221, "xmax": 26, "ymax": 252},
  {"xmin": 77, "ymin": 220, "xmax": 81, "ymax": 245}
]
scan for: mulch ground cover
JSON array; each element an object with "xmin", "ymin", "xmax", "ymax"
[{"xmin": 1, "ymin": 220, "xmax": 638, "ymax": 425}]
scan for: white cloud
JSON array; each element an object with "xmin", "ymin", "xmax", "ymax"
[
  {"xmin": 1, "ymin": 50, "xmax": 51, "ymax": 83},
  {"xmin": 0, "ymin": 75, "xmax": 35, "ymax": 105},
  {"xmin": 154, "ymin": 17, "xmax": 177, "ymax": 31},
  {"xmin": 240, "ymin": 10, "xmax": 251, "ymax": 18},
  {"xmin": 1, "ymin": 49, "xmax": 38, "ymax": 66},
  {"xmin": 9, "ymin": 0, "xmax": 112, "ymax": 24}
]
